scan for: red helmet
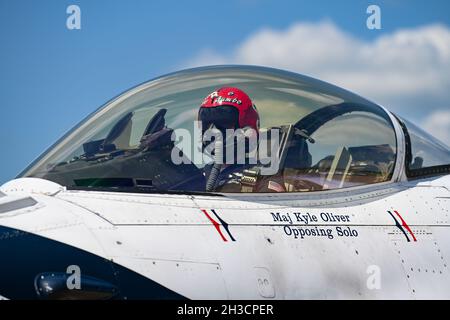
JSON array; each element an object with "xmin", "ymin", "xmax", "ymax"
[{"xmin": 199, "ymin": 87, "xmax": 259, "ymax": 132}]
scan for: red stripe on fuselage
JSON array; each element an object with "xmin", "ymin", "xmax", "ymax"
[
  {"xmin": 394, "ymin": 210, "xmax": 417, "ymax": 242},
  {"xmin": 201, "ymin": 209, "xmax": 227, "ymax": 242}
]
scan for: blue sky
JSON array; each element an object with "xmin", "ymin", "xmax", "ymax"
[{"xmin": 0, "ymin": 0, "xmax": 449, "ymax": 184}]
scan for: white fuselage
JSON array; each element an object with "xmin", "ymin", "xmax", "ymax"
[{"xmin": 1, "ymin": 175, "xmax": 449, "ymax": 299}]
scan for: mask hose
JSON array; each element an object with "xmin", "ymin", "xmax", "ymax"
[{"xmin": 206, "ymin": 135, "xmax": 224, "ymax": 192}]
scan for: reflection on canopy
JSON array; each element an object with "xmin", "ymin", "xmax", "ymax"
[{"xmin": 21, "ymin": 66, "xmax": 400, "ymax": 194}]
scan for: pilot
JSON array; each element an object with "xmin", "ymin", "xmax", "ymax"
[{"xmin": 198, "ymin": 87, "xmax": 260, "ymax": 192}]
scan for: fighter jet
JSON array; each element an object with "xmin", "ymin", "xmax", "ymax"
[{"xmin": 1, "ymin": 65, "xmax": 449, "ymax": 300}]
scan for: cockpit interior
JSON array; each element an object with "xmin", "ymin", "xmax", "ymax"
[{"xmin": 20, "ymin": 66, "xmax": 450, "ymax": 194}]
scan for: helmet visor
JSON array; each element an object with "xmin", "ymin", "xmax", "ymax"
[{"xmin": 198, "ymin": 105, "xmax": 239, "ymax": 134}]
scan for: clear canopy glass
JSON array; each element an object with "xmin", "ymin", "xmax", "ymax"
[
  {"xmin": 402, "ymin": 118, "xmax": 450, "ymax": 173},
  {"xmin": 21, "ymin": 66, "xmax": 399, "ymax": 193}
]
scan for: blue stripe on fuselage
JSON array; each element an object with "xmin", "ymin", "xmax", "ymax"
[{"xmin": 0, "ymin": 225, "xmax": 185, "ymax": 300}]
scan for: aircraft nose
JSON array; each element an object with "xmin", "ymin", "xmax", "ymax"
[
  {"xmin": 0, "ymin": 186, "xmax": 41, "ymax": 298},
  {"xmin": 0, "ymin": 223, "xmax": 121, "ymax": 300},
  {"xmin": 0, "ymin": 224, "xmax": 44, "ymax": 299}
]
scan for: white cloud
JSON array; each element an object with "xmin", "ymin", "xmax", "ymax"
[{"xmin": 186, "ymin": 21, "xmax": 450, "ymax": 144}]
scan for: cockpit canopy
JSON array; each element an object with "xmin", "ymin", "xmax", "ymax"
[{"xmin": 20, "ymin": 66, "xmax": 450, "ymax": 194}]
